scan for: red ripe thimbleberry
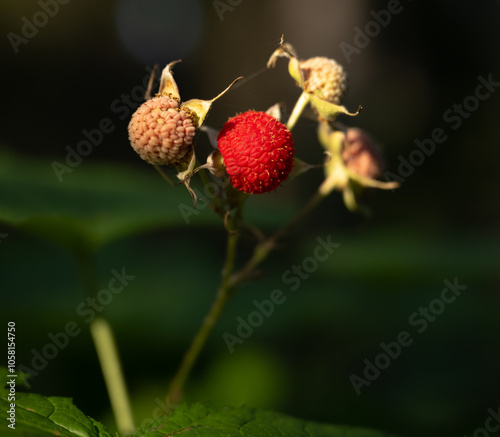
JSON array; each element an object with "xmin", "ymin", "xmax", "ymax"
[{"xmin": 217, "ymin": 111, "xmax": 294, "ymax": 194}]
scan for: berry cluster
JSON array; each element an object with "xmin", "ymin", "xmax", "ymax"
[{"xmin": 127, "ymin": 37, "xmax": 398, "ymax": 210}]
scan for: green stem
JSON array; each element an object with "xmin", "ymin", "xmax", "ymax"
[
  {"xmin": 166, "ymin": 188, "xmax": 324, "ymax": 402},
  {"xmin": 287, "ymin": 91, "xmax": 310, "ymax": 131},
  {"xmin": 74, "ymin": 249, "xmax": 134, "ymax": 436},
  {"xmin": 154, "ymin": 164, "xmax": 175, "ymax": 185},
  {"xmin": 269, "ymin": 191, "xmax": 325, "ymax": 246},
  {"xmin": 198, "ymin": 168, "xmax": 225, "ymax": 215},
  {"xmin": 230, "ymin": 190, "xmax": 325, "ymax": 289},
  {"xmin": 167, "ymin": 206, "xmax": 242, "ymax": 402},
  {"xmin": 89, "ymin": 318, "xmax": 135, "ymax": 436}
]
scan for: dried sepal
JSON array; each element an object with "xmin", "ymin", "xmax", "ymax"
[
  {"xmin": 199, "ymin": 125, "xmax": 219, "ymax": 149},
  {"xmin": 182, "ymin": 76, "xmax": 243, "ymax": 127},
  {"xmin": 182, "ymin": 149, "xmax": 227, "ymax": 181},
  {"xmin": 319, "ymin": 148, "xmax": 350, "ymax": 196},
  {"xmin": 342, "ymin": 184, "xmax": 359, "ymax": 212},
  {"xmin": 349, "ymin": 172, "xmax": 399, "ymax": 190},
  {"xmin": 175, "ymin": 147, "xmax": 198, "ymax": 206},
  {"xmin": 205, "ymin": 149, "xmax": 226, "ymax": 178},
  {"xmin": 265, "ymin": 102, "xmax": 284, "ymax": 121},
  {"xmin": 158, "ymin": 60, "xmax": 182, "ymax": 100},
  {"xmin": 288, "ymin": 157, "xmax": 317, "ymax": 180},
  {"xmin": 266, "ymin": 35, "xmax": 298, "ymax": 68},
  {"xmin": 310, "ymin": 94, "xmax": 362, "ymax": 122}
]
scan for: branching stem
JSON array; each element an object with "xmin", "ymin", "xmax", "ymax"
[
  {"xmin": 167, "ymin": 188, "xmax": 326, "ymax": 402},
  {"xmin": 230, "ymin": 190, "xmax": 325, "ymax": 289},
  {"xmin": 167, "ymin": 203, "xmax": 243, "ymax": 402}
]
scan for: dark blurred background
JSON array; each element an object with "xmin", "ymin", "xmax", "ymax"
[{"xmin": 1, "ymin": 1, "xmax": 500, "ymax": 436}]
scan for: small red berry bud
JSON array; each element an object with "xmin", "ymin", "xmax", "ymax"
[
  {"xmin": 341, "ymin": 128, "xmax": 383, "ymax": 179},
  {"xmin": 217, "ymin": 111, "xmax": 294, "ymax": 194},
  {"xmin": 128, "ymin": 95, "xmax": 196, "ymax": 166}
]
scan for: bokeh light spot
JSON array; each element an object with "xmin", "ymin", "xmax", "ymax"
[{"xmin": 115, "ymin": 0, "xmax": 204, "ymax": 64}]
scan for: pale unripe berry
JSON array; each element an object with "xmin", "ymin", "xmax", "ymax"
[
  {"xmin": 128, "ymin": 95, "xmax": 196, "ymax": 166},
  {"xmin": 299, "ymin": 57, "xmax": 347, "ymax": 105}
]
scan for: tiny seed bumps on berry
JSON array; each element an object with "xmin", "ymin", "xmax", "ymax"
[
  {"xmin": 217, "ymin": 111, "xmax": 294, "ymax": 194},
  {"xmin": 128, "ymin": 95, "xmax": 196, "ymax": 166}
]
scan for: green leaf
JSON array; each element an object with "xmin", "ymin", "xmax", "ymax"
[
  {"xmin": 0, "ymin": 149, "xmax": 295, "ymax": 254},
  {"xmin": 0, "ymin": 366, "xmax": 398, "ymax": 437},
  {"xmin": 133, "ymin": 403, "xmax": 398, "ymax": 437},
  {"xmin": 0, "ymin": 395, "xmax": 113, "ymax": 437},
  {"xmin": 0, "ymin": 367, "xmax": 112, "ymax": 437},
  {"xmin": 0, "ymin": 149, "xmax": 203, "ymax": 253}
]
